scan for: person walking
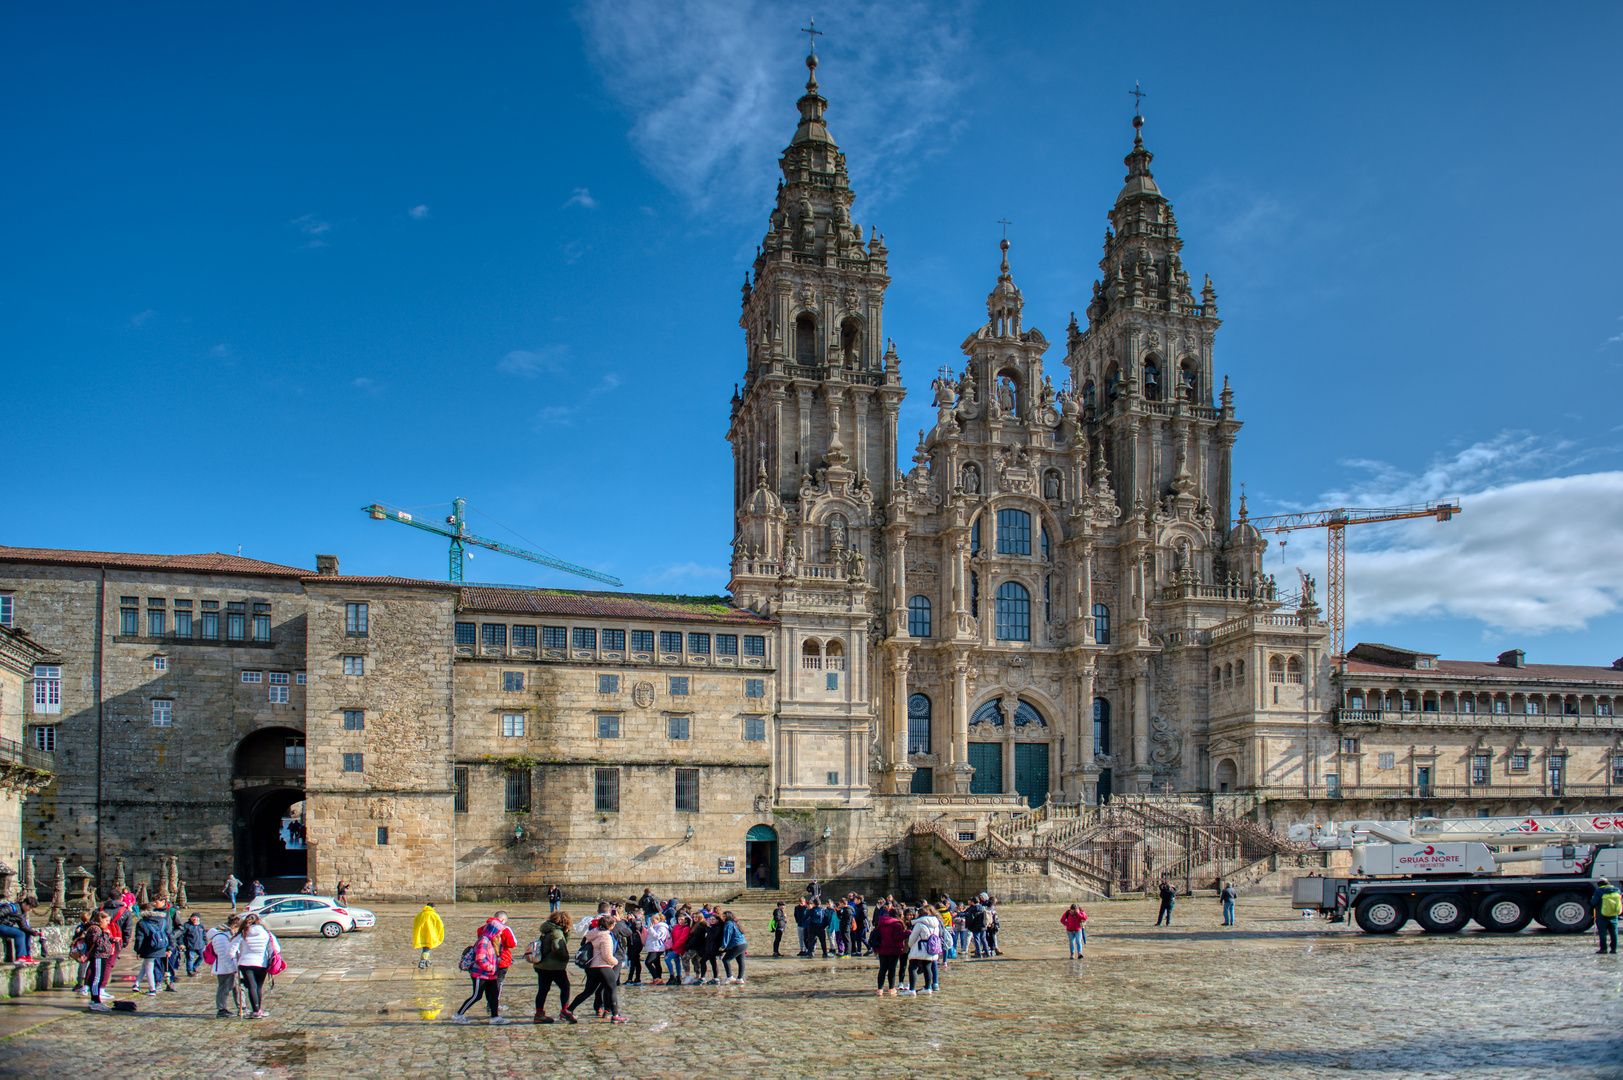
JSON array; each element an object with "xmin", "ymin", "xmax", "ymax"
[
  {"xmin": 563, "ymin": 915, "xmax": 626, "ymax": 1024},
  {"xmin": 666, "ymin": 913, "xmax": 690, "ymax": 986},
  {"xmin": 233, "ymin": 913, "xmax": 279, "ymax": 1019},
  {"xmin": 1220, "ymin": 882, "xmax": 1238, "ymax": 927},
  {"xmin": 528, "ymin": 911, "xmax": 573, "ymax": 1022},
  {"xmin": 82, "ymin": 910, "xmax": 118, "ymax": 1012},
  {"xmin": 769, "ymin": 902, "xmax": 786, "ymax": 957},
  {"xmin": 621, "ymin": 911, "xmax": 645, "ymax": 985},
  {"xmin": 487, "ymin": 911, "xmax": 519, "ymax": 1009},
  {"xmin": 548, "ymin": 884, "xmax": 563, "ymax": 914},
  {"xmin": 209, "ymin": 915, "xmax": 242, "ymax": 1017},
  {"xmin": 872, "ymin": 906, "xmax": 908, "ymax": 995},
  {"xmin": 223, "ymin": 874, "xmax": 242, "ymax": 913},
  {"xmin": 132, "ymin": 903, "xmax": 172, "ymax": 995},
  {"xmin": 1061, "ymin": 904, "xmax": 1087, "ymax": 958},
  {"xmin": 1592, "ymin": 877, "xmax": 1621, "ymax": 954},
  {"xmin": 412, "ymin": 902, "xmax": 445, "ymax": 968},
  {"xmin": 1155, "ymin": 881, "xmax": 1176, "ymax": 927},
  {"xmin": 719, "ymin": 911, "xmax": 747, "ymax": 984},
  {"xmin": 181, "ymin": 914, "xmax": 207, "ymax": 977},
  {"xmin": 335, "ymin": 881, "xmax": 350, "ymax": 906},
  {"xmin": 451, "ymin": 917, "xmax": 507, "ymax": 1024},
  {"xmin": 642, "ymin": 912, "xmax": 670, "ymax": 984}
]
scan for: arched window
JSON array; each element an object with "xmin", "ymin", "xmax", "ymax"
[
  {"xmin": 1223, "ymin": 662, "xmax": 1233, "ymax": 688},
  {"xmin": 1180, "ymin": 361, "xmax": 1197, "ymax": 398},
  {"xmin": 1044, "ymin": 574, "xmax": 1052, "ymax": 623},
  {"xmin": 825, "ymin": 638, "xmax": 845, "ymax": 670},
  {"xmin": 970, "ymin": 572, "xmax": 979, "ymax": 618},
  {"xmin": 1143, "ymin": 358, "xmax": 1161, "ymax": 402},
  {"xmin": 1014, "ymin": 700, "xmax": 1046, "ymax": 727},
  {"xmin": 1268, "ymin": 655, "xmax": 1285, "ymax": 683},
  {"xmin": 794, "ymin": 313, "xmax": 817, "ymax": 366},
  {"xmin": 1214, "ymin": 758, "xmax": 1237, "ymax": 793},
  {"xmin": 1211, "ymin": 666, "xmax": 1222, "ymax": 690},
  {"xmin": 1093, "ymin": 697, "xmax": 1111, "ymax": 756},
  {"xmin": 1040, "ymin": 526, "xmax": 1051, "ymax": 561},
  {"xmin": 971, "ymin": 699, "xmax": 1005, "ymax": 726},
  {"xmin": 997, "ymin": 509, "xmax": 1032, "ymax": 555},
  {"xmin": 970, "ymin": 516, "xmax": 982, "ymax": 554},
  {"xmin": 907, "ymin": 595, "xmax": 932, "ymax": 638},
  {"xmin": 1082, "ymin": 381, "xmax": 1096, "ymax": 412},
  {"xmin": 1106, "ymin": 366, "xmax": 1120, "ymax": 403},
  {"xmin": 1235, "ymin": 659, "xmax": 1245, "ymax": 686},
  {"xmin": 801, "ymin": 639, "xmax": 823, "ymax": 670},
  {"xmin": 840, "ymin": 318, "xmax": 862, "ymax": 367},
  {"xmin": 995, "ymin": 581, "xmax": 1031, "ymax": 641},
  {"xmin": 1092, "ymin": 603, "xmax": 1110, "ymax": 645},
  {"xmin": 1286, "ymin": 656, "xmax": 1303, "ymax": 684},
  {"xmin": 907, "ymin": 693, "xmax": 931, "ymax": 755}
]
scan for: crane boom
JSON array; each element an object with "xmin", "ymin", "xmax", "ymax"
[
  {"xmin": 364, "ymin": 498, "xmax": 623, "ymax": 587},
  {"xmin": 1243, "ymin": 500, "xmax": 1460, "ymax": 659}
]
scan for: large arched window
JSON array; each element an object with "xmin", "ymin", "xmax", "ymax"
[
  {"xmin": 1105, "ymin": 365, "xmax": 1120, "ymax": 403},
  {"xmin": 1093, "ymin": 697, "xmax": 1111, "ymax": 756},
  {"xmin": 1143, "ymin": 358, "xmax": 1161, "ymax": 402},
  {"xmin": 907, "ymin": 595, "xmax": 932, "ymax": 638},
  {"xmin": 1268, "ymin": 655, "xmax": 1285, "ymax": 683},
  {"xmin": 801, "ymin": 639, "xmax": 823, "ymax": 670},
  {"xmin": 970, "ymin": 697, "xmax": 1047, "ymax": 728},
  {"xmin": 1286, "ymin": 656, "xmax": 1303, "ymax": 684},
  {"xmin": 1180, "ymin": 361, "xmax": 1197, "ymax": 399},
  {"xmin": 997, "ymin": 509, "xmax": 1032, "ymax": 555},
  {"xmin": 1040, "ymin": 525, "xmax": 1051, "ymax": 561},
  {"xmin": 794, "ymin": 313, "xmax": 817, "ymax": 366},
  {"xmin": 1092, "ymin": 603, "xmax": 1111, "ymax": 645},
  {"xmin": 996, "ymin": 581, "xmax": 1031, "ymax": 641},
  {"xmin": 907, "ymin": 693, "xmax": 932, "ymax": 755},
  {"xmin": 970, "ymin": 572, "xmax": 979, "ymax": 618},
  {"xmin": 840, "ymin": 317, "xmax": 862, "ymax": 367},
  {"xmin": 1082, "ymin": 381, "xmax": 1096, "ymax": 412},
  {"xmin": 1235, "ymin": 659, "xmax": 1245, "ymax": 686},
  {"xmin": 970, "ymin": 516, "xmax": 982, "ymax": 554},
  {"xmin": 1211, "ymin": 666, "xmax": 1222, "ymax": 690}
]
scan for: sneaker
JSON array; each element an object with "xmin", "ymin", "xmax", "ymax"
[
  {"xmin": 899, "ymin": 988, "xmax": 916, "ymax": 996},
  {"xmin": 164, "ymin": 985, "xmax": 177, "ymax": 993},
  {"xmin": 216, "ymin": 1010, "xmax": 232, "ymax": 1018},
  {"xmin": 921, "ymin": 988, "xmax": 933, "ymax": 994},
  {"xmin": 559, "ymin": 1008, "xmax": 578, "ymax": 1024},
  {"xmin": 705, "ymin": 978, "xmax": 719, "ymax": 985},
  {"xmin": 248, "ymin": 1010, "xmax": 267, "ymax": 1019},
  {"xmin": 489, "ymin": 1017, "xmax": 511, "ymax": 1025},
  {"xmin": 75, "ymin": 986, "xmax": 89, "ymax": 996},
  {"xmin": 539, "ymin": 1015, "xmax": 556, "ymax": 1024},
  {"xmin": 88, "ymin": 1002, "xmax": 112, "ymax": 1013},
  {"xmin": 650, "ymin": 978, "xmax": 664, "ymax": 985},
  {"xmin": 449, "ymin": 1013, "xmax": 471, "ymax": 1024},
  {"xmin": 875, "ymin": 988, "xmax": 885, "ymax": 996},
  {"xmin": 609, "ymin": 1014, "xmax": 628, "ymax": 1024},
  {"xmin": 887, "ymin": 988, "xmax": 898, "ymax": 996}
]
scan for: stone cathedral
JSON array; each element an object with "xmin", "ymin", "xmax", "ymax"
[{"xmin": 728, "ymin": 49, "xmax": 1312, "ymax": 809}]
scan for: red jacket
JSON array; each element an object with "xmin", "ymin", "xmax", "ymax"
[
  {"xmin": 487, "ymin": 920, "xmax": 518, "ymax": 968},
  {"xmin": 873, "ymin": 914, "xmax": 909, "ymax": 956},
  {"xmin": 1061, "ymin": 909, "xmax": 1087, "ymax": 931}
]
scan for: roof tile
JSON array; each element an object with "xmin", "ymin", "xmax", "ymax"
[
  {"xmin": 457, "ymin": 586, "xmax": 773, "ymax": 625},
  {"xmin": 0, "ymin": 546, "xmax": 308, "ymax": 578}
]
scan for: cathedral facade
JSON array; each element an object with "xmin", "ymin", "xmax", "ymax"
[{"xmin": 729, "ymin": 50, "xmax": 1322, "ymax": 810}]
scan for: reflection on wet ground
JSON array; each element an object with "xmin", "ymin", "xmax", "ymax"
[{"xmin": 0, "ymin": 898, "xmax": 1618, "ymax": 1078}]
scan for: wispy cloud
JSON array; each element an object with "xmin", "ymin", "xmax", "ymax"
[
  {"xmin": 575, "ymin": 0, "xmax": 974, "ymax": 218},
  {"xmin": 289, "ymin": 213, "xmax": 332, "ymax": 248},
  {"xmin": 534, "ymin": 405, "xmax": 577, "ymax": 427},
  {"xmin": 352, "ymin": 376, "xmax": 377, "ymax": 392},
  {"xmin": 408, "ymin": 204, "xmax": 430, "ymax": 220},
  {"xmin": 1604, "ymin": 316, "xmax": 1623, "ymax": 348},
  {"xmin": 131, "ymin": 310, "xmax": 155, "ymax": 327},
  {"xmin": 498, "ymin": 346, "xmax": 571, "ymax": 378},
  {"xmin": 1264, "ymin": 433, "xmax": 1623, "ymax": 636},
  {"xmin": 563, "ymin": 188, "xmax": 598, "ymax": 210},
  {"xmin": 650, "ymin": 561, "xmax": 728, "ymax": 588},
  {"xmin": 210, "ymin": 343, "xmax": 232, "ymax": 359},
  {"xmin": 592, "ymin": 372, "xmax": 622, "ymax": 394}
]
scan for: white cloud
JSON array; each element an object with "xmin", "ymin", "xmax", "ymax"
[
  {"xmin": 352, "ymin": 376, "xmax": 375, "ymax": 390},
  {"xmin": 1269, "ymin": 434, "xmax": 1623, "ymax": 636},
  {"xmin": 290, "ymin": 213, "xmax": 331, "ymax": 248},
  {"xmin": 498, "ymin": 346, "xmax": 570, "ymax": 377},
  {"xmin": 1605, "ymin": 316, "xmax": 1623, "ymax": 347},
  {"xmin": 131, "ymin": 310, "xmax": 155, "ymax": 327},
  {"xmin": 575, "ymin": 0, "xmax": 973, "ymax": 218},
  {"xmin": 591, "ymin": 372, "xmax": 622, "ymax": 394},
  {"xmin": 210, "ymin": 343, "xmax": 232, "ymax": 359},
  {"xmin": 650, "ymin": 561, "xmax": 728, "ymax": 587},
  {"xmin": 563, "ymin": 188, "xmax": 598, "ymax": 210},
  {"xmin": 408, "ymin": 204, "xmax": 430, "ymax": 219},
  {"xmin": 534, "ymin": 405, "xmax": 577, "ymax": 427}
]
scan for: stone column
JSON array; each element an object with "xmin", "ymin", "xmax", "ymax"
[
  {"xmin": 1079, "ymin": 540, "xmax": 1095, "ymax": 642},
  {"xmin": 1001, "ymin": 692, "xmax": 1019, "ymax": 802},
  {"xmin": 950, "ymin": 655, "xmax": 973, "ymax": 793},
  {"xmin": 1075, "ymin": 665, "xmax": 1099, "ymax": 803},
  {"xmin": 1132, "ymin": 658, "xmax": 1153, "ymax": 790}
]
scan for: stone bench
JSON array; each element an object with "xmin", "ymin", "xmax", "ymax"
[{"xmin": 2, "ymin": 958, "xmax": 71, "ymax": 998}]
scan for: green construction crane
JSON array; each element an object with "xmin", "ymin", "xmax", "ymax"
[{"xmin": 363, "ymin": 497, "xmax": 623, "ymax": 587}]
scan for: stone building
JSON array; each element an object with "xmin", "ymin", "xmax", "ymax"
[{"xmin": 0, "ymin": 622, "xmax": 57, "ymax": 878}]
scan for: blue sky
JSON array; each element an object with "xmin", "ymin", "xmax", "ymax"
[{"xmin": 4, "ymin": 2, "xmax": 1621, "ymax": 665}]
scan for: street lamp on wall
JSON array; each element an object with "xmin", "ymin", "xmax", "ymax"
[
  {"xmin": 684, "ymin": 825, "xmax": 695, "ymax": 841},
  {"xmin": 821, "ymin": 827, "xmax": 832, "ymax": 840}
]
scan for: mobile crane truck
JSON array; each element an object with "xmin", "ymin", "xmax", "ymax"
[{"xmin": 1286, "ymin": 813, "xmax": 1623, "ymax": 934}]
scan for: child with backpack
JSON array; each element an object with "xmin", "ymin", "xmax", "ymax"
[
  {"xmin": 451, "ymin": 917, "xmax": 509, "ymax": 1024},
  {"xmin": 132, "ymin": 903, "xmax": 173, "ymax": 994},
  {"xmin": 527, "ymin": 911, "xmax": 573, "ymax": 1023}
]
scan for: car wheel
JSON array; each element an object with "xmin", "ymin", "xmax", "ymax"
[
  {"xmin": 1355, "ymin": 895, "xmax": 1409, "ymax": 934},
  {"xmin": 321, "ymin": 921, "xmax": 344, "ymax": 938},
  {"xmin": 1538, "ymin": 893, "xmax": 1593, "ymax": 934},
  {"xmin": 1415, "ymin": 893, "xmax": 1471, "ymax": 933},
  {"xmin": 1475, "ymin": 892, "xmax": 1533, "ymax": 933}
]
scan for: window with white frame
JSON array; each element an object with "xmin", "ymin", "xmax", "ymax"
[
  {"xmin": 269, "ymin": 672, "xmax": 289, "ymax": 685},
  {"xmin": 32, "ymin": 666, "xmax": 61, "ymax": 714},
  {"xmin": 153, "ymin": 656, "xmax": 167, "ymax": 672},
  {"xmin": 31, "ymin": 725, "xmax": 56, "ymax": 752},
  {"xmin": 0, "ymin": 594, "xmax": 12, "ymax": 627},
  {"xmin": 343, "ymin": 655, "xmax": 364, "ymax": 676},
  {"xmin": 295, "ymin": 672, "xmax": 306, "ymax": 685},
  {"xmin": 1377, "ymin": 752, "xmax": 1395, "ymax": 770},
  {"xmin": 152, "ymin": 700, "xmax": 173, "ymax": 727},
  {"xmin": 501, "ymin": 713, "xmax": 526, "ymax": 737},
  {"xmin": 269, "ymin": 681, "xmax": 289, "ymax": 704},
  {"xmin": 345, "ymin": 603, "xmax": 369, "ymax": 635},
  {"xmin": 241, "ymin": 671, "xmax": 263, "ymax": 684}
]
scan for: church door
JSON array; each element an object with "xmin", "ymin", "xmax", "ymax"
[
  {"xmin": 1014, "ymin": 743, "xmax": 1050, "ymax": 809},
  {"xmin": 968, "ymin": 743, "xmax": 1003, "ymax": 795}
]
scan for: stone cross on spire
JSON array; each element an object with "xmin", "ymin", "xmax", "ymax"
[{"xmin": 801, "ymin": 20, "xmax": 823, "ymax": 55}]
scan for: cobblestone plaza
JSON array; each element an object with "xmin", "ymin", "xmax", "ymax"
[{"xmin": 0, "ymin": 900, "xmax": 1617, "ymax": 1078}]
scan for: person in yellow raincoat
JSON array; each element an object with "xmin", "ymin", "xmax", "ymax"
[{"xmin": 412, "ymin": 903, "xmax": 445, "ymax": 969}]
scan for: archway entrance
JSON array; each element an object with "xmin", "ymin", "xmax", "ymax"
[
  {"xmin": 745, "ymin": 824, "xmax": 778, "ymax": 889},
  {"xmin": 234, "ymin": 727, "xmax": 307, "ymax": 891}
]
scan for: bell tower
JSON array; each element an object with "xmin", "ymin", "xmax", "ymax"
[{"xmin": 728, "ymin": 44, "xmax": 902, "ymax": 806}]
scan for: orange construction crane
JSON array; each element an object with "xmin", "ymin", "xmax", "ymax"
[{"xmin": 1244, "ymin": 501, "xmax": 1462, "ymax": 660}]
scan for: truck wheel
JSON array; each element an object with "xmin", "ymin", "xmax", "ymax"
[
  {"xmin": 1475, "ymin": 892, "xmax": 1533, "ymax": 933},
  {"xmin": 1539, "ymin": 893, "xmax": 1594, "ymax": 934},
  {"xmin": 1415, "ymin": 893, "xmax": 1471, "ymax": 933},
  {"xmin": 1355, "ymin": 895, "xmax": 1409, "ymax": 933}
]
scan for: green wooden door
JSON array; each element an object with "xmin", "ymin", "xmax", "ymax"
[
  {"xmin": 1014, "ymin": 743, "xmax": 1050, "ymax": 809},
  {"xmin": 968, "ymin": 742, "xmax": 1003, "ymax": 795}
]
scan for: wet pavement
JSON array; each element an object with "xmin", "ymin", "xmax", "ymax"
[{"xmin": 0, "ymin": 897, "xmax": 1617, "ymax": 1078}]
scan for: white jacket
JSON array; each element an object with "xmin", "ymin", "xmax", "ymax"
[
  {"xmin": 235, "ymin": 925, "xmax": 279, "ymax": 969},
  {"xmin": 906, "ymin": 914, "xmax": 943, "ymax": 961},
  {"xmin": 642, "ymin": 921, "xmax": 672, "ymax": 952},
  {"xmin": 208, "ymin": 927, "xmax": 238, "ymax": 974}
]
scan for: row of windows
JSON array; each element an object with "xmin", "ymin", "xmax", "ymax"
[
  {"xmin": 1346, "ymin": 690, "xmax": 1617, "ymax": 716},
  {"xmin": 496, "ymin": 711, "xmax": 768, "ymax": 742},
  {"xmin": 490, "ymin": 672, "xmax": 766, "ymax": 699},
  {"xmin": 1342, "ymin": 744, "xmax": 1623, "ymax": 784},
  {"xmin": 455, "ymin": 622, "xmax": 766, "ymax": 657},
  {"xmin": 453, "ymin": 764, "xmax": 707, "ymax": 815},
  {"xmin": 119, "ymin": 596, "xmax": 272, "ymax": 642}
]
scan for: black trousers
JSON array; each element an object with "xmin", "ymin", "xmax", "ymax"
[
  {"xmin": 534, "ymin": 969, "xmax": 569, "ymax": 1011},
  {"xmin": 646, "ymin": 952, "xmax": 664, "ymax": 979},
  {"xmin": 722, "ymin": 944, "xmax": 746, "ymax": 979},
  {"xmin": 568, "ymin": 967, "xmax": 618, "ymax": 1016},
  {"xmin": 1156, "ymin": 901, "xmax": 1173, "ymax": 926},
  {"xmin": 877, "ymin": 954, "xmax": 901, "ymax": 989},
  {"xmin": 772, "ymin": 929, "xmax": 783, "ymax": 955},
  {"xmin": 806, "ymin": 928, "xmax": 830, "ymax": 957},
  {"xmin": 458, "ymin": 976, "xmax": 500, "ymax": 1017}
]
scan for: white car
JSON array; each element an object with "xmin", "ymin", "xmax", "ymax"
[{"xmin": 247, "ymin": 895, "xmax": 369, "ymax": 938}]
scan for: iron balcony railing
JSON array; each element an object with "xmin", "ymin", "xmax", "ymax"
[{"xmin": 0, "ymin": 737, "xmax": 54, "ymax": 774}]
